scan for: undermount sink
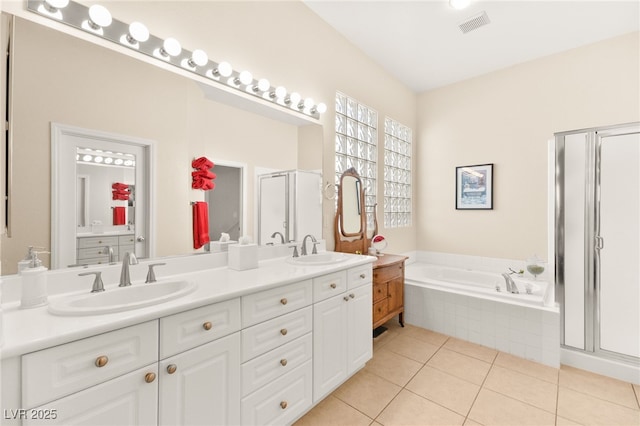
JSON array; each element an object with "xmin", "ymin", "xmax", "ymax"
[
  {"xmin": 48, "ymin": 280, "xmax": 198, "ymax": 316},
  {"xmin": 285, "ymin": 252, "xmax": 350, "ymax": 266}
]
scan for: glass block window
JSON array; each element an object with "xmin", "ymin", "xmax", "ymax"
[
  {"xmin": 384, "ymin": 117, "xmax": 412, "ymax": 228},
  {"xmin": 335, "ymin": 92, "xmax": 378, "ymax": 230}
]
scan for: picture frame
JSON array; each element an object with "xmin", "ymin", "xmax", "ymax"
[{"xmin": 455, "ymin": 163, "xmax": 493, "ymax": 210}]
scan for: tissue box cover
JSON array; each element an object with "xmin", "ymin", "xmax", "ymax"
[{"xmin": 228, "ymin": 243, "xmax": 258, "ymax": 270}]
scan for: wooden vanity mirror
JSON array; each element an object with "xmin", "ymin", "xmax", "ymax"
[{"xmin": 334, "ymin": 168, "xmax": 376, "ymax": 254}]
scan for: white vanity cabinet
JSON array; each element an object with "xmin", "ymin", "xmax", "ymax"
[{"xmin": 313, "ymin": 264, "xmax": 372, "ymax": 403}]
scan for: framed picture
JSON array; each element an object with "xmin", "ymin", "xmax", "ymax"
[{"xmin": 455, "ymin": 163, "xmax": 493, "ymax": 210}]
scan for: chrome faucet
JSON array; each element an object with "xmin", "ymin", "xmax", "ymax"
[
  {"xmin": 501, "ymin": 273, "xmax": 519, "ymax": 294},
  {"xmin": 119, "ymin": 252, "xmax": 139, "ymax": 287},
  {"xmin": 300, "ymin": 234, "xmax": 318, "ymax": 256},
  {"xmin": 271, "ymin": 231, "xmax": 285, "ymax": 244}
]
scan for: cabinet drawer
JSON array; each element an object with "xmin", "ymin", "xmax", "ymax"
[
  {"xmin": 242, "ymin": 332, "xmax": 312, "ymax": 397},
  {"xmin": 373, "ymin": 281, "xmax": 388, "ymax": 303},
  {"xmin": 242, "ymin": 280, "xmax": 312, "ymax": 327},
  {"xmin": 374, "ymin": 262, "xmax": 404, "ymax": 283},
  {"xmin": 77, "ymin": 235, "xmax": 118, "ymax": 249},
  {"xmin": 24, "ymin": 364, "xmax": 159, "ymax": 426},
  {"xmin": 22, "ymin": 321, "xmax": 158, "ymax": 409},
  {"xmin": 313, "ymin": 270, "xmax": 347, "ymax": 303},
  {"xmin": 77, "ymin": 246, "xmax": 119, "ymax": 260},
  {"xmin": 242, "ymin": 306, "xmax": 312, "ymax": 362},
  {"xmin": 118, "ymin": 234, "xmax": 136, "ymax": 245},
  {"xmin": 373, "ymin": 299, "xmax": 389, "ymax": 324},
  {"xmin": 241, "ymin": 360, "xmax": 312, "ymax": 426},
  {"xmin": 347, "ymin": 264, "xmax": 373, "ymax": 289},
  {"xmin": 160, "ymin": 298, "xmax": 241, "ymax": 359}
]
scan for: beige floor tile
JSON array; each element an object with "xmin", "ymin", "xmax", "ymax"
[
  {"xmin": 468, "ymin": 389, "xmax": 556, "ymax": 426},
  {"xmin": 370, "ymin": 422, "xmax": 383, "ymax": 426},
  {"xmin": 557, "ymin": 387, "xmax": 640, "ymax": 426},
  {"xmin": 634, "ymin": 384, "xmax": 640, "ymax": 409},
  {"xmin": 293, "ymin": 395, "xmax": 372, "ymax": 426},
  {"xmin": 556, "ymin": 416, "xmax": 584, "ymax": 425},
  {"xmin": 463, "ymin": 420, "xmax": 484, "ymax": 426},
  {"xmin": 373, "ymin": 330, "xmax": 399, "ymax": 352},
  {"xmin": 560, "ymin": 365, "xmax": 639, "ymax": 409},
  {"xmin": 377, "ymin": 389, "xmax": 465, "ymax": 426},
  {"xmin": 483, "ymin": 365, "xmax": 557, "ymax": 413},
  {"xmin": 383, "ymin": 334, "xmax": 441, "ymax": 363},
  {"xmin": 406, "ymin": 365, "xmax": 480, "ymax": 416},
  {"xmin": 443, "ymin": 338, "xmax": 498, "ymax": 363},
  {"xmin": 333, "ymin": 370, "xmax": 402, "ymax": 418},
  {"xmin": 494, "ymin": 351, "xmax": 559, "ymax": 384},
  {"xmin": 427, "ymin": 348, "xmax": 491, "ymax": 386},
  {"xmin": 363, "ymin": 347, "xmax": 423, "ymax": 387},
  {"xmin": 403, "ymin": 326, "xmax": 450, "ymax": 347}
]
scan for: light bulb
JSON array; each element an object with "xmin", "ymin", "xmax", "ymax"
[
  {"xmin": 288, "ymin": 92, "xmax": 301, "ymax": 106},
  {"xmin": 129, "ymin": 22, "xmax": 149, "ymax": 42},
  {"xmin": 238, "ymin": 70, "xmax": 253, "ymax": 85},
  {"xmin": 190, "ymin": 49, "xmax": 208, "ymax": 67},
  {"xmin": 275, "ymin": 86, "xmax": 287, "ymax": 99},
  {"xmin": 124, "ymin": 160, "xmax": 133, "ymax": 166},
  {"xmin": 94, "ymin": 156, "xmax": 104, "ymax": 163},
  {"xmin": 114, "ymin": 159, "xmax": 124, "ymax": 165},
  {"xmin": 257, "ymin": 78, "xmax": 270, "ymax": 92},
  {"xmin": 161, "ymin": 38, "xmax": 181, "ymax": 57},
  {"xmin": 316, "ymin": 103, "xmax": 327, "ymax": 114},
  {"xmin": 449, "ymin": 0, "xmax": 471, "ymax": 10},
  {"xmin": 88, "ymin": 5, "xmax": 112, "ymax": 28},
  {"xmin": 303, "ymin": 98, "xmax": 314, "ymax": 109},
  {"xmin": 39, "ymin": 0, "xmax": 69, "ymax": 18},
  {"xmin": 82, "ymin": 154, "xmax": 92, "ymax": 162},
  {"xmin": 215, "ymin": 61, "xmax": 232, "ymax": 77},
  {"xmin": 104, "ymin": 157, "xmax": 113, "ymax": 164}
]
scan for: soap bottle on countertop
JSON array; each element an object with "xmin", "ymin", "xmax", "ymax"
[
  {"xmin": 20, "ymin": 248, "xmax": 49, "ymax": 309},
  {"xmin": 17, "ymin": 246, "xmax": 36, "ymax": 274}
]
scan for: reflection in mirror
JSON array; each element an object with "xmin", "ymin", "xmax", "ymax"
[{"xmin": 0, "ymin": 13, "xmax": 322, "ymax": 275}]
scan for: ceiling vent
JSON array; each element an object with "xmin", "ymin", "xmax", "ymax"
[{"xmin": 459, "ymin": 10, "xmax": 490, "ymax": 34}]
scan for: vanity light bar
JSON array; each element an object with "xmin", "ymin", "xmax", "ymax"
[{"xmin": 27, "ymin": 0, "xmax": 325, "ymax": 119}]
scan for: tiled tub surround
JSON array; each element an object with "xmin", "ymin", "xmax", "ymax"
[{"xmin": 402, "ymin": 251, "xmax": 560, "ymax": 368}]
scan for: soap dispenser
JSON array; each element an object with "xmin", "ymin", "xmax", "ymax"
[{"xmin": 20, "ymin": 249, "xmax": 49, "ymax": 309}]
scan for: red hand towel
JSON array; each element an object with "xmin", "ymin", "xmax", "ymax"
[
  {"xmin": 191, "ymin": 170, "xmax": 216, "ymax": 180},
  {"xmin": 192, "ymin": 157, "xmax": 214, "ymax": 170},
  {"xmin": 112, "ymin": 182, "xmax": 129, "ymax": 190},
  {"xmin": 192, "ymin": 202, "xmax": 210, "ymax": 249},
  {"xmin": 113, "ymin": 207, "xmax": 126, "ymax": 225},
  {"xmin": 191, "ymin": 177, "xmax": 216, "ymax": 191},
  {"xmin": 112, "ymin": 193, "xmax": 130, "ymax": 201}
]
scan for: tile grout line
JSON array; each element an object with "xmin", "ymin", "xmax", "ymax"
[{"xmin": 462, "ymin": 348, "xmax": 499, "ymax": 425}]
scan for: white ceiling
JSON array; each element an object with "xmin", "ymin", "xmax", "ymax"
[{"xmin": 303, "ymin": 1, "xmax": 640, "ymax": 92}]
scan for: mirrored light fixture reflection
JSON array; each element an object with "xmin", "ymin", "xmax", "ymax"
[
  {"xmin": 27, "ymin": 0, "xmax": 325, "ymax": 119},
  {"xmin": 449, "ymin": 0, "xmax": 471, "ymax": 10}
]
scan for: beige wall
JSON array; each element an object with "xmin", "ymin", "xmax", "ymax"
[{"xmin": 417, "ymin": 32, "xmax": 640, "ymax": 261}]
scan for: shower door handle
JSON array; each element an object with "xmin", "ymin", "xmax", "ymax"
[{"xmin": 595, "ymin": 236, "xmax": 604, "ymax": 251}]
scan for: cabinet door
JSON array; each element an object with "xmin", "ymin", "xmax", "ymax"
[
  {"xmin": 25, "ymin": 365, "xmax": 158, "ymax": 426},
  {"xmin": 312, "ymin": 293, "xmax": 348, "ymax": 403},
  {"xmin": 387, "ymin": 276, "xmax": 404, "ymax": 313},
  {"xmin": 347, "ymin": 283, "xmax": 373, "ymax": 375},
  {"xmin": 159, "ymin": 333, "xmax": 241, "ymax": 426}
]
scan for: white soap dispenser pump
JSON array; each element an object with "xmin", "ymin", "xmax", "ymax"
[{"xmin": 20, "ymin": 248, "xmax": 49, "ymax": 309}]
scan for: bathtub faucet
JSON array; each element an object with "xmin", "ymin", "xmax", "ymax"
[{"xmin": 501, "ymin": 273, "xmax": 519, "ymax": 294}]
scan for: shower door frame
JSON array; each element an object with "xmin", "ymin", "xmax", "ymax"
[{"xmin": 555, "ymin": 122, "xmax": 640, "ymax": 364}]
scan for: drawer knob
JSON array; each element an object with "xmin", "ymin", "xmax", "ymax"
[
  {"xmin": 280, "ymin": 298, "xmax": 288, "ymax": 305},
  {"xmin": 349, "ymin": 293, "xmax": 355, "ymax": 299},
  {"xmin": 145, "ymin": 372, "xmax": 156, "ymax": 383},
  {"xmin": 330, "ymin": 283, "xmax": 337, "ymax": 289},
  {"xmin": 280, "ymin": 358, "xmax": 288, "ymax": 367},
  {"xmin": 360, "ymin": 273, "xmax": 366, "ymax": 279},
  {"xmin": 280, "ymin": 328, "xmax": 288, "ymax": 336},
  {"xmin": 95, "ymin": 356, "xmax": 109, "ymax": 368},
  {"xmin": 167, "ymin": 364, "xmax": 177, "ymax": 374},
  {"xmin": 344, "ymin": 296, "xmax": 350, "ymax": 301},
  {"xmin": 280, "ymin": 401, "xmax": 288, "ymax": 410},
  {"xmin": 203, "ymin": 321, "xmax": 213, "ymax": 331}
]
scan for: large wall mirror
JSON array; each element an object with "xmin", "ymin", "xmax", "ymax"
[{"xmin": 0, "ymin": 13, "xmax": 323, "ymax": 275}]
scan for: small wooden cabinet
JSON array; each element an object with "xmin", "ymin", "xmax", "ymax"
[{"xmin": 372, "ymin": 254, "xmax": 408, "ymax": 329}]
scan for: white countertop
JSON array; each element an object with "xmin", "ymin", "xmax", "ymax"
[{"xmin": 0, "ymin": 254, "xmax": 375, "ymax": 359}]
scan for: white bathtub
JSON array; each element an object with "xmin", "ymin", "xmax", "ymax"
[
  {"xmin": 405, "ymin": 263, "xmax": 553, "ymax": 308},
  {"xmin": 403, "ymin": 261, "xmax": 560, "ymax": 367}
]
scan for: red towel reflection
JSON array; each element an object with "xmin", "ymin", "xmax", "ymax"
[
  {"xmin": 113, "ymin": 207, "xmax": 126, "ymax": 225},
  {"xmin": 192, "ymin": 202, "xmax": 210, "ymax": 249},
  {"xmin": 192, "ymin": 157, "xmax": 214, "ymax": 170}
]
